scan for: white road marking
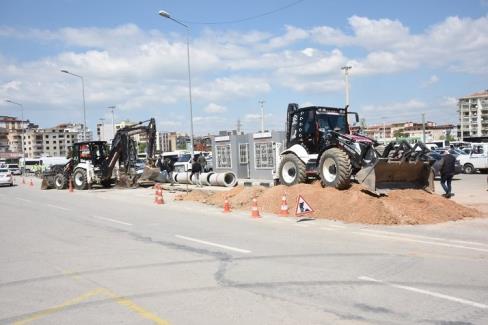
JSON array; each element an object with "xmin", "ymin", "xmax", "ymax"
[
  {"xmin": 321, "ymin": 227, "xmax": 338, "ymax": 231},
  {"xmin": 15, "ymin": 197, "xmax": 32, "ymax": 202},
  {"xmin": 92, "ymin": 215, "xmax": 133, "ymax": 226},
  {"xmin": 45, "ymin": 204, "xmax": 70, "ymax": 211},
  {"xmin": 354, "ymin": 231, "xmax": 488, "ymax": 253},
  {"xmin": 328, "ymin": 224, "xmax": 346, "ymax": 229},
  {"xmin": 361, "ymin": 229, "xmax": 488, "ymax": 247},
  {"xmin": 359, "ymin": 276, "xmax": 488, "ymax": 309},
  {"xmin": 175, "ymin": 235, "xmax": 251, "ymax": 254}
]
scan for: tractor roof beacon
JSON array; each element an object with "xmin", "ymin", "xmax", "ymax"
[{"xmin": 276, "ymin": 103, "xmax": 434, "ymax": 195}]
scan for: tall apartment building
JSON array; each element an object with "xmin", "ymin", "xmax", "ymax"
[
  {"xmin": 458, "ymin": 90, "xmax": 488, "ymax": 141},
  {"xmin": 23, "ymin": 127, "xmax": 79, "ymax": 158},
  {"xmin": 161, "ymin": 131, "xmax": 177, "ymax": 152},
  {"xmin": 364, "ymin": 121, "xmax": 456, "ymax": 143},
  {"xmin": 59, "ymin": 123, "xmax": 92, "ymax": 142},
  {"xmin": 0, "ymin": 116, "xmax": 37, "ymax": 159}
]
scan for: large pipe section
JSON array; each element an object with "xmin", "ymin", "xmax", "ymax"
[{"xmin": 170, "ymin": 171, "xmax": 237, "ymax": 187}]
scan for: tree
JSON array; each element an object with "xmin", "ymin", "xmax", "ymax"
[{"xmin": 393, "ymin": 129, "xmax": 407, "ymax": 139}]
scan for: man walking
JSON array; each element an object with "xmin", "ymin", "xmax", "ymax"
[
  {"xmin": 190, "ymin": 157, "xmax": 202, "ymax": 187},
  {"xmin": 440, "ymin": 150, "xmax": 456, "ymax": 198}
]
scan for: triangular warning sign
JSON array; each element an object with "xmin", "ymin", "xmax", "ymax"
[{"xmin": 295, "ymin": 195, "xmax": 314, "ymax": 216}]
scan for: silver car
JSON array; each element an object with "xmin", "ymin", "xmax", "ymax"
[
  {"xmin": 0, "ymin": 168, "xmax": 14, "ymax": 186},
  {"xmin": 7, "ymin": 164, "xmax": 21, "ymax": 175}
]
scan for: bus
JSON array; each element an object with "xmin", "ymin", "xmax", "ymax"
[{"xmin": 19, "ymin": 158, "xmax": 42, "ymax": 174}]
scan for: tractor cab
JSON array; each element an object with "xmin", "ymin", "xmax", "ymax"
[{"xmin": 72, "ymin": 141, "xmax": 109, "ymax": 166}]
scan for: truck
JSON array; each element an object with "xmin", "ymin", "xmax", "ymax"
[
  {"xmin": 42, "ymin": 118, "xmax": 160, "ymax": 190},
  {"xmin": 457, "ymin": 143, "xmax": 488, "ymax": 174},
  {"xmin": 274, "ymin": 103, "xmax": 434, "ymax": 195}
]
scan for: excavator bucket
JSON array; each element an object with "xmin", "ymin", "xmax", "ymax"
[
  {"xmin": 136, "ymin": 166, "xmax": 161, "ymax": 186},
  {"xmin": 356, "ymin": 159, "xmax": 434, "ymax": 196}
]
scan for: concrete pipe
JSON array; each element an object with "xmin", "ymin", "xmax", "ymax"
[
  {"xmin": 209, "ymin": 173, "xmax": 218, "ymax": 185},
  {"xmin": 200, "ymin": 172, "xmax": 214, "ymax": 186},
  {"xmin": 209, "ymin": 172, "xmax": 238, "ymax": 187},
  {"xmin": 175, "ymin": 172, "xmax": 192, "ymax": 184}
]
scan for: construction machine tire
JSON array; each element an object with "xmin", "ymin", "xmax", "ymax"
[
  {"xmin": 319, "ymin": 148, "xmax": 352, "ymax": 190},
  {"xmin": 54, "ymin": 173, "xmax": 68, "ymax": 190},
  {"xmin": 463, "ymin": 163, "xmax": 475, "ymax": 174},
  {"xmin": 278, "ymin": 154, "xmax": 306, "ymax": 186},
  {"xmin": 101, "ymin": 179, "xmax": 112, "ymax": 188},
  {"xmin": 73, "ymin": 168, "xmax": 88, "ymax": 190}
]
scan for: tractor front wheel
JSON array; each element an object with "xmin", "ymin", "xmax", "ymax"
[
  {"xmin": 73, "ymin": 169, "xmax": 88, "ymax": 190},
  {"xmin": 319, "ymin": 148, "xmax": 352, "ymax": 190},
  {"xmin": 54, "ymin": 173, "xmax": 68, "ymax": 190},
  {"xmin": 278, "ymin": 154, "xmax": 306, "ymax": 186}
]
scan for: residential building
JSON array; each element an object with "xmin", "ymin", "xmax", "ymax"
[
  {"xmin": 364, "ymin": 121, "xmax": 456, "ymax": 143},
  {"xmin": 458, "ymin": 89, "xmax": 488, "ymax": 141},
  {"xmin": 23, "ymin": 126, "xmax": 79, "ymax": 158},
  {"xmin": 160, "ymin": 131, "xmax": 177, "ymax": 152},
  {"xmin": 59, "ymin": 123, "xmax": 92, "ymax": 142},
  {"xmin": 0, "ymin": 116, "xmax": 37, "ymax": 159}
]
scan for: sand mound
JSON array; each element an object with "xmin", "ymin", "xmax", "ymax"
[{"xmin": 177, "ymin": 182, "xmax": 482, "ymax": 225}]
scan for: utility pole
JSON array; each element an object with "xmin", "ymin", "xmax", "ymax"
[
  {"xmin": 422, "ymin": 113, "xmax": 426, "ymax": 143},
  {"xmin": 258, "ymin": 100, "xmax": 265, "ymax": 133},
  {"xmin": 341, "ymin": 66, "xmax": 352, "ymax": 107}
]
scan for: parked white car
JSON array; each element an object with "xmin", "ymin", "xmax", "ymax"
[
  {"xmin": 7, "ymin": 164, "xmax": 21, "ymax": 175},
  {"xmin": 0, "ymin": 168, "xmax": 14, "ymax": 186},
  {"xmin": 457, "ymin": 143, "xmax": 488, "ymax": 174}
]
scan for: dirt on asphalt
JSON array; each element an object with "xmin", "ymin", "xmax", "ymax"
[{"xmin": 175, "ymin": 182, "xmax": 483, "ymax": 225}]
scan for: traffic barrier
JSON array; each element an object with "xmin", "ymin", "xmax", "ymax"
[
  {"xmin": 251, "ymin": 196, "xmax": 261, "ymax": 218},
  {"xmin": 154, "ymin": 188, "xmax": 164, "ymax": 205},
  {"xmin": 223, "ymin": 197, "xmax": 231, "ymax": 213},
  {"xmin": 279, "ymin": 194, "xmax": 289, "ymax": 217}
]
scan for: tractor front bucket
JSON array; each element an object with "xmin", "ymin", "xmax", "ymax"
[
  {"xmin": 40, "ymin": 173, "xmax": 56, "ymax": 190},
  {"xmin": 356, "ymin": 159, "xmax": 434, "ymax": 196}
]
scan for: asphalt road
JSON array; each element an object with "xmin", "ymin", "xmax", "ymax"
[{"xmin": 1, "ymin": 177, "xmax": 488, "ymax": 324}]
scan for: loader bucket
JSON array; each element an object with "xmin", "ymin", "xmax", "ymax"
[
  {"xmin": 137, "ymin": 167, "xmax": 161, "ymax": 187},
  {"xmin": 41, "ymin": 173, "xmax": 56, "ymax": 190},
  {"xmin": 356, "ymin": 159, "xmax": 434, "ymax": 196}
]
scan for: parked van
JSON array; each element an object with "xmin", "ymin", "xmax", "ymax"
[{"xmin": 457, "ymin": 143, "xmax": 488, "ymax": 174}]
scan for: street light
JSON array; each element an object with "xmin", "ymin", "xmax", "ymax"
[
  {"xmin": 158, "ymin": 9, "xmax": 194, "ymax": 157},
  {"xmin": 107, "ymin": 105, "xmax": 116, "ymax": 139},
  {"xmin": 258, "ymin": 100, "xmax": 265, "ymax": 133},
  {"xmin": 341, "ymin": 66, "xmax": 352, "ymax": 107},
  {"xmin": 5, "ymin": 99, "xmax": 25, "ymax": 159},
  {"xmin": 61, "ymin": 69, "xmax": 87, "ymax": 141}
]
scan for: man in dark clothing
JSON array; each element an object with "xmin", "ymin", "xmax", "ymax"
[
  {"xmin": 190, "ymin": 157, "xmax": 202, "ymax": 187},
  {"xmin": 440, "ymin": 150, "xmax": 456, "ymax": 198},
  {"xmin": 164, "ymin": 158, "xmax": 175, "ymax": 185}
]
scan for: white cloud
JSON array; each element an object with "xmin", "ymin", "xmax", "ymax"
[
  {"xmin": 422, "ymin": 75, "xmax": 440, "ymax": 87},
  {"xmin": 204, "ymin": 103, "xmax": 227, "ymax": 113}
]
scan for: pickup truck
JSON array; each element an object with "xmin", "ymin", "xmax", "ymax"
[{"xmin": 457, "ymin": 143, "xmax": 488, "ymax": 174}]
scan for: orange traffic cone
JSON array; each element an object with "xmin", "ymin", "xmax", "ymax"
[
  {"xmin": 68, "ymin": 178, "xmax": 74, "ymax": 192},
  {"xmin": 154, "ymin": 188, "xmax": 164, "ymax": 205},
  {"xmin": 223, "ymin": 197, "xmax": 231, "ymax": 213},
  {"xmin": 251, "ymin": 196, "xmax": 261, "ymax": 218},
  {"xmin": 29, "ymin": 179, "xmax": 34, "ymax": 187},
  {"xmin": 279, "ymin": 194, "xmax": 289, "ymax": 217}
]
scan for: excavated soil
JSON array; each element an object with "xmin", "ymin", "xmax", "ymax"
[{"xmin": 176, "ymin": 182, "xmax": 483, "ymax": 225}]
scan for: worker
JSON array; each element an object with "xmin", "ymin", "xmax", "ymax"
[
  {"xmin": 190, "ymin": 157, "xmax": 202, "ymax": 187},
  {"xmin": 163, "ymin": 158, "xmax": 175, "ymax": 186},
  {"xmin": 197, "ymin": 154, "xmax": 207, "ymax": 172},
  {"xmin": 439, "ymin": 150, "xmax": 456, "ymax": 198}
]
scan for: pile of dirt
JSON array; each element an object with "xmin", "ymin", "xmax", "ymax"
[{"xmin": 176, "ymin": 182, "xmax": 482, "ymax": 225}]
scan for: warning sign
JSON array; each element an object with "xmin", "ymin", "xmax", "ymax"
[{"xmin": 295, "ymin": 195, "xmax": 314, "ymax": 216}]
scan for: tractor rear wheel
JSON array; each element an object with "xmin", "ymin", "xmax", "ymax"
[
  {"xmin": 278, "ymin": 154, "xmax": 306, "ymax": 186},
  {"xmin": 73, "ymin": 168, "xmax": 88, "ymax": 190},
  {"xmin": 54, "ymin": 173, "xmax": 67, "ymax": 190},
  {"xmin": 319, "ymin": 148, "xmax": 352, "ymax": 190}
]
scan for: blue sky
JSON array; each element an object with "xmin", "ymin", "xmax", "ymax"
[{"xmin": 1, "ymin": 0, "xmax": 487, "ymax": 135}]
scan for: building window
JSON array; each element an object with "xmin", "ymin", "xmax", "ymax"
[
  {"xmin": 216, "ymin": 144, "xmax": 231, "ymax": 168},
  {"xmin": 46, "ymin": 147, "xmax": 50, "ymax": 150},
  {"xmin": 46, "ymin": 141, "xmax": 49, "ymax": 144},
  {"xmin": 53, "ymin": 146, "xmax": 57, "ymax": 150},
  {"xmin": 254, "ymin": 142, "xmax": 274, "ymax": 169},
  {"xmin": 239, "ymin": 143, "xmax": 249, "ymax": 164}
]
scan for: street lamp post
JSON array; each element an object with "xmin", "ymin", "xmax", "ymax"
[
  {"xmin": 341, "ymin": 66, "xmax": 352, "ymax": 107},
  {"xmin": 107, "ymin": 106, "xmax": 116, "ymax": 140},
  {"xmin": 258, "ymin": 100, "xmax": 265, "ymax": 133},
  {"xmin": 158, "ymin": 10, "xmax": 194, "ymax": 157},
  {"xmin": 5, "ymin": 100, "xmax": 24, "ymax": 159},
  {"xmin": 61, "ymin": 69, "xmax": 87, "ymax": 141}
]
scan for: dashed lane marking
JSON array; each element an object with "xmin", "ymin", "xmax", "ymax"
[
  {"xmin": 15, "ymin": 197, "xmax": 32, "ymax": 203},
  {"xmin": 92, "ymin": 215, "xmax": 133, "ymax": 226},
  {"xmin": 175, "ymin": 235, "xmax": 251, "ymax": 254},
  {"xmin": 359, "ymin": 276, "xmax": 488, "ymax": 310},
  {"xmin": 45, "ymin": 204, "xmax": 70, "ymax": 211}
]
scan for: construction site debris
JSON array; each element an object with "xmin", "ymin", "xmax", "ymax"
[{"xmin": 177, "ymin": 182, "xmax": 482, "ymax": 225}]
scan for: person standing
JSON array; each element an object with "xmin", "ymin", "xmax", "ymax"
[
  {"xmin": 165, "ymin": 158, "xmax": 175, "ymax": 186},
  {"xmin": 197, "ymin": 154, "xmax": 207, "ymax": 172},
  {"xmin": 190, "ymin": 157, "xmax": 202, "ymax": 187},
  {"xmin": 439, "ymin": 150, "xmax": 456, "ymax": 198}
]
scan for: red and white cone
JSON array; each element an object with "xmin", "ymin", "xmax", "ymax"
[
  {"xmin": 223, "ymin": 197, "xmax": 231, "ymax": 213},
  {"xmin": 251, "ymin": 196, "xmax": 261, "ymax": 218},
  {"xmin": 29, "ymin": 178, "xmax": 34, "ymax": 187},
  {"xmin": 154, "ymin": 188, "xmax": 164, "ymax": 205},
  {"xmin": 279, "ymin": 194, "xmax": 289, "ymax": 217},
  {"xmin": 68, "ymin": 178, "xmax": 74, "ymax": 193}
]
